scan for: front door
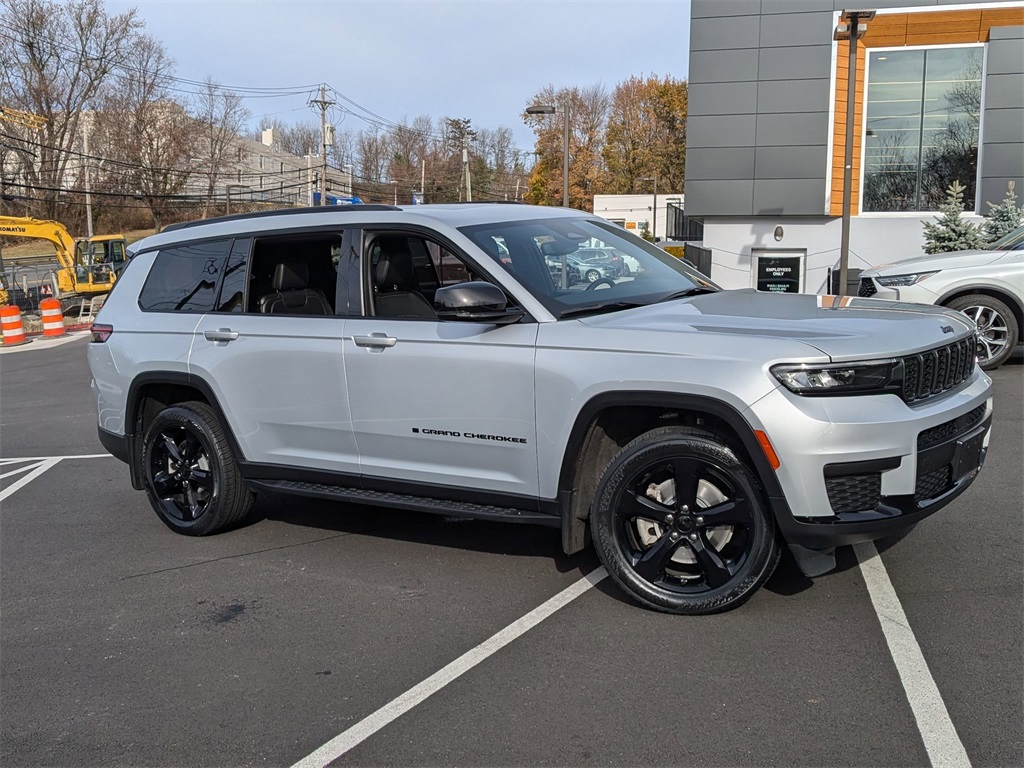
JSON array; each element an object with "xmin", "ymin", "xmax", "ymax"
[{"xmin": 342, "ymin": 230, "xmax": 539, "ymax": 499}]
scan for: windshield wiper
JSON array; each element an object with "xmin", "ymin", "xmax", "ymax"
[
  {"xmin": 656, "ymin": 286, "xmax": 719, "ymax": 303},
  {"xmin": 559, "ymin": 301, "xmax": 648, "ymax": 319}
]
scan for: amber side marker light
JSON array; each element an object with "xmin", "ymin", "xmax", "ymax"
[
  {"xmin": 90, "ymin": 323, "xmax": 113, "ymax": 343},
  {"xmin": 754, "ymin": 430, "xmax": 781, "ymax": 470}
]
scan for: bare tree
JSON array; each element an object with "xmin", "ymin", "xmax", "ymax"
[
  {"xmin": 0, "ymin": 0, "xmax": 144, "ymax": 219},
  {"xmin": 194, "ymin": 77, "xmax": 249, "ymax": 218},
  {"xmin": 93, "ymin": 34, "xmax": 196, "ymax": 231}
]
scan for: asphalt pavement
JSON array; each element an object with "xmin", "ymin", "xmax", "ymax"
[{"xmin": 1, "ymin": 335, "xmax": 1021, "ymax": 767}]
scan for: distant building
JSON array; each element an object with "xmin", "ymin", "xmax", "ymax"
[
  {"xmin": 684, "ymin": 0, "xmax": 1024, "ymax": 293},
  {"xmin": 592, "ymin": 194, "xmax": 684, "ymax": 241}
]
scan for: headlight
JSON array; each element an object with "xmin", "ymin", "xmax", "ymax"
[
  {"xmin": 875, "ymin": 271, "xmax": 939, "ymax": 287},
  {"xmin": 771, "ymin": 360, "xmax": 900, "ymax": 396}
]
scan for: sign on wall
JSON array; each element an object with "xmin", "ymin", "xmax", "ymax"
[{"xmin": 752, "ymin": 249, "xmax": 806, "ymax": 294}]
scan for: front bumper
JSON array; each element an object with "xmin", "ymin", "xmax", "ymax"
[{"xmin": 747, "ymin": 370, "xmax": 993, "ymax": 550}]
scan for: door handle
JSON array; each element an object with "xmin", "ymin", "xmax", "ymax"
[
  {"xmin": 353, "ymin": 333, "xmax": 397, "ymax": 349},
  {"xmin": 204, "ymin": 328, "xmax": 239, "ymax": 342}
]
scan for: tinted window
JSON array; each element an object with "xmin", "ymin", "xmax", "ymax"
[
  {"xmin": 215, "ymin": 238, "xmax": 251, "ymax": 313},
  {"xmin": 139, "ymin": 240, "xmax": 231, "ymax": 312}
]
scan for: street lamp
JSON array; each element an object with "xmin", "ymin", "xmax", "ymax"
[
  {"xmin": 526, "ymin": 103, "xmax": 570, "ymax": 208},
  {"xmin": 642, "ymin": 175, "xmax": 658, "ymax": 242},
  {"xmin": 834, "ymin": 8, "xmax": 876, "ymax": 295}
]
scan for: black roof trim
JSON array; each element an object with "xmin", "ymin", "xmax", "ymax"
[{"xmin": 161, "ymin": 205, "xmax": 401, "ymax": 233}]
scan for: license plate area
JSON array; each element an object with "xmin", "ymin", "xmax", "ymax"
[{"xmin": 953, "ymin": 428, "xmax": 985, "ymax": 481}]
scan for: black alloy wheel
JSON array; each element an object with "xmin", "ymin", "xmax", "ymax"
[
  {"xmin": 591, "ymin": 426, "xmax": 780, "ymax": 614},
  {"xmin": 140, "ymin": 401, "xmax": 253, "ymax": 535}
]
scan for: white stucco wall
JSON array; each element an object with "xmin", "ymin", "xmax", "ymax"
[
  {"xmin": 592, "ymin": 194, "xmax": 682, "ymax": 242},
  {"xmin": 701, "ymin": 213, "xmax": 984, "ymax": 292}
]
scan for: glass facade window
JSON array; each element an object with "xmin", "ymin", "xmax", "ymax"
[{"xmin": 863, "ymin": 46, "xmax": 982, "ymax": 212}]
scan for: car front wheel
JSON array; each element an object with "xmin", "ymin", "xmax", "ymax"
[
  {"xmin": 140, "ymin": 400, "xmax": 254, "ymax": 535},
  {"xmin": 590, "ymin": 426, "xmax": 780, "ymax": 615},
  {"xmin": 947, "ymin": 294, "xmax": 1018, "ymax": 370}
]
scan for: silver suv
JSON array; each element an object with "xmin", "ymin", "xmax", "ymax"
[{"xmin": 89, "ymin": 204, "xmax": 993, "ymax": 614}]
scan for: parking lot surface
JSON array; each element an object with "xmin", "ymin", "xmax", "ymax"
[{"xmin": 1, "ymin": 336, "xmax": 1021, "ymax": 767}]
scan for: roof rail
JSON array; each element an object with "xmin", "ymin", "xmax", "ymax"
[
  {"xmin": 161, "ymin": 204, "xmax": 401, "ymax": 233},
  {"xmin": 449, "ymin": 200, "xmax": 526, "ymax": 205}
]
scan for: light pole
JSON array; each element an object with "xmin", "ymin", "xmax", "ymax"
[
  {"xmin": 642, "ymin": 175, "xmax": 658, "ymax": 242},
  {"xmin": 834, "ymin": 8, "xmax": 875, "ymax": 295},
  {"xmin": 526, "ymin": 103, "xmax": 570, "ymax": 208}
]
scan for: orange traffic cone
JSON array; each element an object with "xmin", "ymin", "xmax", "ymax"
[
  {"xmin": 1, "ymin": 305, "xmax": 28, "ymax": 346},
  {"xmin": 39, "ymin": 298, "xmax": 66, "ymax": 338}
]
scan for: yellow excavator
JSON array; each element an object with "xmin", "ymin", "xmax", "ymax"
[{"xmin": 0, "ymin": 216, "xmax": 128, "ymax": 306}]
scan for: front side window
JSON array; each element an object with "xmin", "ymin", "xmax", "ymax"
[
  {"xmin": 138, "ymin": 240, "xmax": 231, "ymax": 312},
  {"xmin": 863, "ymin": 46, "xmax": 982, "ymax": 212},
  {"xmin": 364, "ymin": 232, "xmax": 489, "ymax": 319}
]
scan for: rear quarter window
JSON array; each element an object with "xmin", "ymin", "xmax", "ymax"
[{"xmin": 138, "ymin": 240, "xmax": 232, "ymax": 312}]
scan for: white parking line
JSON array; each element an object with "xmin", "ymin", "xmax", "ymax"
[
  {"xmin": 0, "ymin": 458, "xmax": 61, "ymax": 503},
  {"xmin": 290, "ymin": 567, "xmax": 608, "ymax": 768},
  {"xmin": 0, "ymin": 454, "xmax": 113, "ymax": 503},
  {"xmin": 855, "ymin": 542, "xmax": 971, "ymax": 768},
  {"xmin": 0, "ymin": 461, "xmax": 49, "ymax": 480}
]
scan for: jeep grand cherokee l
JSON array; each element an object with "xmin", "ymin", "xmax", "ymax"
[{"xmin": 89, "ymin": 204, "xmax": 993, "ymax": 614}]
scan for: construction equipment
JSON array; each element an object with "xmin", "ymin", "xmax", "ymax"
[{"xmin": 0, "ymin": 216, "xmax": 127, "ymax": 305}]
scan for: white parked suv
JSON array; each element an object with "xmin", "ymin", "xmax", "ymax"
[
  {"xmin": 859, "ymin": 225, "xmax": 1024, "ymax": 369},
  {"xmin": 89, "ymin": 204, "xmax": 993, "ymax": 614}
]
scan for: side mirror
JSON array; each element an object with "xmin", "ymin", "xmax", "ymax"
[{"xmin": 434, "ymin": 281, "xmax": 524, "ymax": 325}]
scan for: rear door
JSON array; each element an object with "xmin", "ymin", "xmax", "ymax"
[
  {"xmin": 341, "ymin": 228, "xmax": 540, "ymax": 499},
  {"xmin": 189, "ymin": 231, "xmax": 359, "ymax": 475}
]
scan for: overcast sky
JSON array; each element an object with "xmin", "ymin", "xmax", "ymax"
[{"xmin": 108, "ymin": 0, "xmax": 692, "ymax": 153}]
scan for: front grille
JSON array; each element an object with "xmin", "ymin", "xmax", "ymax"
[
  {"xmin": 859, "ymin": 278, "xmax": 877, "ymax": 297},
  {"xmin": 900, "ymin": 338, "xmax": 975, "ymax": 403},
  {"xmin": 825, "ymin": 473, "xmax": 882, "ymax": 515},
  {"xmin": 915, "ymin": 466, "xmax": 952, "ymax": 502},
  {"xmin": 917, "ymin": 404, "xmax": 987, "ymax": 450}
]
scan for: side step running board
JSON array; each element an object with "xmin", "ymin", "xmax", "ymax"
[{"xmin": 247, "ymin": 479, "xmax": 559, "ymax": 527}]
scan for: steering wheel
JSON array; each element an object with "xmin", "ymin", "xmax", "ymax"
[{"xmin": 585, "ymin": 278, "xmax": 617, "ymax": 291}]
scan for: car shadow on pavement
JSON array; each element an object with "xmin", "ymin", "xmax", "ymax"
[{"xmin": 247, "ymin": 490, "xmax": 597, "ymax": 575}]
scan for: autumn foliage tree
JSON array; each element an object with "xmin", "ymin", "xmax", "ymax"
[{"xmin": 603, "ymin": 74, "xmax": 687, "ymax": 195}]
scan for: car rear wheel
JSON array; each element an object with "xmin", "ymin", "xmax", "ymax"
[
  {"xmin": 590, "ymin": 426, "xmax": 780, "ymax": 615},
  {"xmin": 140, "ymin": 400, "xmax": 254, "ymax": 535},
  {"xmin": 947, "ymin": 294, "xmax": 1018, "ymax": 370},
  {"xmin": 585, "ymin": 269, "xmax": 601, "ymax": 283}
]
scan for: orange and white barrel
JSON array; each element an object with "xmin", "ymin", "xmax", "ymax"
[
  {"xmin": 39, "ymin": 298, "xmax": 66, "ymax": 338},
  {"xmin": 1, "ymin": 305, "xmax": 27, "ymax": 346}
]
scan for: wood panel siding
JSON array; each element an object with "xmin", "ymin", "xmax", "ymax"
[{"xmin": 829, "ymin": 6, "xmax": 1024, "ymax": 216}]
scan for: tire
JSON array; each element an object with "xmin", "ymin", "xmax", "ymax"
[
  {"xmin": 140, "ymin": 400, "xmax": 253, "ymax": 536},
  {"xmin": 585, "ymin": 269, "xmax": 601, "ymax": 283},
  {"xmin": 947, "ymin": 294, "xmax": 1019, "ymax": 370},
  {"xmin": 590, "ymin": 426, "xmax": 780, "ymax": 615}
]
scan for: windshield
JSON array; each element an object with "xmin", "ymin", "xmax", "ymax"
[
  {"xmin": 986, "ymin": 224, "xmax": 1024, "ymax": 251},
  {"xmin": 459, "ymin": 217, "xmax": 719, "ymax": 317}
]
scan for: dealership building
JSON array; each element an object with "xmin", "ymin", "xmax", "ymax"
[{"xmin": 684, "ymin": 0, "xmax": 1024, "ymax": 293}]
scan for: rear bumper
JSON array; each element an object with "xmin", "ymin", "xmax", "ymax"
[{"xmin": 98, "ymin": 426, "xmax": 130, "ymax": 465}]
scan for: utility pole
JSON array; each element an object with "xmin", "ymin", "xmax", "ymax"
[
  {"xmin": 421, "ymin": 158, "xmax": 425, "ymax": 203},
  {"xmin": 309, "ymin": 85, "xmax": 335, "ymax": 206},
  {"xmin": 306, "ymin": 153, "xmax": 313, "ymax": 207},
  {"xmin": 462, "ymin": 135, "xmax": 472, "ymax": 202},
  {"xmin": 83, "ymin": 112, "xmax": 94, "ymax": 238}
]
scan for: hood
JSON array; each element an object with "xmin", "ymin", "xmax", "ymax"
[
  {"xmin": 577, "ymin": 289, "xmax": 974, "ymax": 361},
  {"xmin": 861, "ymin": 248, "xmax": 1001, "ymax": 276}
]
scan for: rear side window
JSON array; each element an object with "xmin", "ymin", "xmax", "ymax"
[{"xmin": 138, "ymin": 241, "xmax": 232, "ymax": 312}]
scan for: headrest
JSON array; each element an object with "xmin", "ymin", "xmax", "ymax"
[
  {"xmin": 273, "ymin": 261, "xmax": 309, "ymax": 291},
  {"xmin": 374, "ymin": 240, "xmax": 414, "ymax": 291}
]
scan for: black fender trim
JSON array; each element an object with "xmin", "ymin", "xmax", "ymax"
[
  {"xmin": 555, "ymin": 391, "xmax": 792, "ymax": 553},
  {"xmin": 124, "ymin": 371, "xmax": 246, "ymax": 491}
]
